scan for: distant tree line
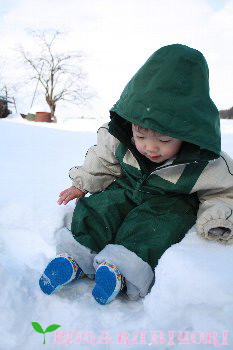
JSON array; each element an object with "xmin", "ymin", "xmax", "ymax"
[
  {"xmin": 0, "ymin": 97, "xmax": 11, "ymax": 118},
  {"xmin": 219, "ymin": 107, "xmax": 233, "ymax": 119}
]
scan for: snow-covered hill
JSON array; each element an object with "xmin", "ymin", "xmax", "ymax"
[{"xmin": 1, "ymin": 117, "xmax": 233, "ymax": 349}]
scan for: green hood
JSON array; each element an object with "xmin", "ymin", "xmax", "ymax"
[{"xmin": 111, "ymin": 44, "xmax": 221, "ymax": 157}]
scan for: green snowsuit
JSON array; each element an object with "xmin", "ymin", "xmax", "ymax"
[
  {"xmin": 62, "ymin": 44, "xmax": 233, "ymax": 299},
  {"xmin": 71, "ymin": 128, "xmax": 208, "ymax": 270}
]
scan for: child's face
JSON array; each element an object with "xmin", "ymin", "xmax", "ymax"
[{"xmin": 132, "ymin": 125, "xmax": 183, "ymax": 163}]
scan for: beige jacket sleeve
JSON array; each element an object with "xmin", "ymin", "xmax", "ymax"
[
  {"xmin": 69, "ymin": 123, "xmax": 123, "ymax": 194},
  {"xmin": 194, "ymin": 152, "xmax": 233, "ymax": 244}
]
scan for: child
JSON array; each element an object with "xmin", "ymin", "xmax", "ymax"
[{"xmin": 39, "ymin": 44, "xmax": 233, "ymax": 305}]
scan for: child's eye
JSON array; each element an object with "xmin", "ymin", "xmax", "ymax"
[
  {"xmin": 159, "ymin": 139, "xmax": 171, "ymax": 143},
  {"xmin": 137, "ymin": 136, "xmax": 145, "ymax": 139}
]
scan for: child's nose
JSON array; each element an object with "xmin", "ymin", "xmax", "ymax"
[{"xmin": 146, "ymin": 142, "xmax": 159, "ymax": 152}]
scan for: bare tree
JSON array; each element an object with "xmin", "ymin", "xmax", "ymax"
[
  {"xmin": 20, "ymin": 30, "xmax": 92, "ymax": 119},
  {"xmin": 0, "ymin": 62, "xmax": 18, "ymax": 116}
]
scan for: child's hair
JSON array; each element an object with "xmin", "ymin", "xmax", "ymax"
[{"xmin": 132, "ymin": 124, "xmax": 149, "ymax": 133}]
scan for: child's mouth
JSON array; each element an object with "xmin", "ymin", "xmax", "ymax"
[{"xmin": 147, "ymin": 154, "xmax": 161, "ymax": 160}]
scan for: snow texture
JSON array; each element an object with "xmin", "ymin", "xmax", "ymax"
[{"xmin": 1, "ymin": 117, "xmax": 233, "ymax": 349}]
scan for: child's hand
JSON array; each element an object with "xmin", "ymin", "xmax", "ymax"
[{"xmin": 57, "ymin": 186, "xmax": 85, "ymax": 205}]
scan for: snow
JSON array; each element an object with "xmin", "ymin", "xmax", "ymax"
[{"xmin": 1, "ymin": 117, "xmax": 233, "ymax": 349}]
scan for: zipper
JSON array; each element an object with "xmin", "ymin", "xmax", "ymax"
[{"xmin": 150, "ymin": 159, "xmax": 211, "ymax": 174}]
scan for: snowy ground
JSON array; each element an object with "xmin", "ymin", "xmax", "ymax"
[{"xmin": 1, "ymin": 116, "xmax": 233, "ymax": 350}]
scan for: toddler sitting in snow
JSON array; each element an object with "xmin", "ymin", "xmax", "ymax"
[{"xmin": 39, "ymin": 44, "xmax": 233, "ymax": 305}]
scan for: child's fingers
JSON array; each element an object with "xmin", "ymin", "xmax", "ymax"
[
  {"xmin": 58, "ymin": 192, "xmax": 77, "ymax": 205},
  {"xmin": 59, "ymin": 189, "xmax": 69, "ymax": 197},
  {"xmin": 57, "ymin": 187, "xmax": 83, "ymax": 205},
  {"xmin": 57, "ymin": 193, "xmax": 69, "ymax": 205},
  {"xmin": 57, "ymin": 197, "xmax": 65, "ymax": 205},
  {"xmin": 62, "ymin": 197, "xmax": 71, "ymax": 205},
  {"xmin": 58, "ymin": 196, "xmax": 71, "ymax": 205}
]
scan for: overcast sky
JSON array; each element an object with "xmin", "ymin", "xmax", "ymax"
[{"xmin": 0, "ymin": 0, "xmax": 233, "ymax": 120}]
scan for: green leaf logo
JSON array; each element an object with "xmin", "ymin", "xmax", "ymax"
[{"xmin": 31, "ymin": 322, "xmax": 61, "ymax": 344}]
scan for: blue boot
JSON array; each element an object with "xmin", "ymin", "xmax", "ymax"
[
  {"xmin": 39, "ymin": 254, "xmax": 83, "ymax": 295},
  {"xmin": 92, "ymin": 262, "xmax": 124, "ymax": 305}
]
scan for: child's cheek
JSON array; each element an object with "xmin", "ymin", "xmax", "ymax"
[
  {"xmin": 162, "ymin": 146, "xmax": 174, "ymax": 159},
  {"xmin": 137, "ymin": 147, "xmax": 144, "ymax": 155},
  {"xmin": 135, "ymin": 142, "xmax": 143, "ymax": 154},
  {"xmin": 162, "ymin": 151, "xmax": 170, "ymax": 159}
]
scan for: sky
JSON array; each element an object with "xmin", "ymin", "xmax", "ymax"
[{"xmin": 0, "ymin": 0, "xmax": 233, "ymax": 121}]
